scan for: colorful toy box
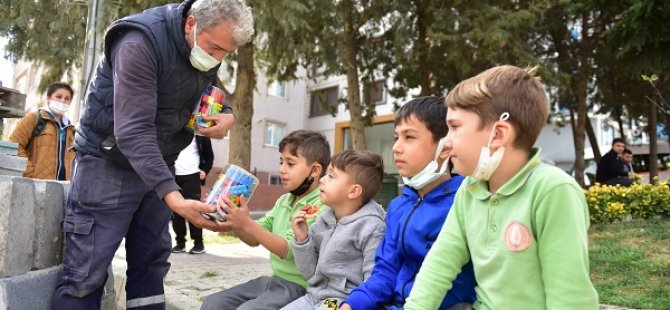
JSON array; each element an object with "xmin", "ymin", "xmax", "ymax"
[
  {"xmin": 203, "ymin": 163, "xmax": 259, "ymax": 222},
  {"xmin": 186, "ymin": 85, "xmax": 226, "ymax": 134}
]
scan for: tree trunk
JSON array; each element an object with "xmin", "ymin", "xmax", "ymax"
[
  {"xmin": 228, "ymin": 43, "xmax": 255, "ymax": 171},
  {"xmin": 616, "ymin": 108, "xmax": 626, "ymax": 139},
  {"xmin": 585, "ymin": 116, "xmax": 601, "ymax": 162},
  {"xmin": 414, "ymin": 0, "xmax": 431, "ymax": 96},
  {"xmin": 574, "ymin": 76, "xmax": 587, "ymax": 188},
  {"xmin": 648, "ymin": 105, "xmax": 658, "ymax": 183},
  {"xmin": 342, "ymin": 2, "xmax": 366, "ymax": 151}
]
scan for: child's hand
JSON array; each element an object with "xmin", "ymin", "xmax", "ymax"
[
  {"xmin": 338, "ymin": 303, "xmax": 352, "ymax": 310},
  {"xmin": 217, "ymin": 195, "xmax": 252, "ymax": 231},
  {"xmin": 291, "ymin": 211, "xmax": 309, "ymax": 242}
]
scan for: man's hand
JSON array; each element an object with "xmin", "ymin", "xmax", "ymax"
[
  {"xmin": 291, "ymin": 211, "xmax": 309, "ymax": 242},
  {"xmin": 164, "ymin": 191, "xmax": 230, "ymax": 232},
  {"xmin": 196, "ymin": 113, "xmax": 235, "ymax": 139},
  {"xmin": 217, "ymin": 195, "xmax": 253, "ymax": 232}
]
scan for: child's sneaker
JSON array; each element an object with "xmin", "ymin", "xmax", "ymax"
[
  {"xmin": 189, "ymin": 243, "xmax": 205, "ymax": 254},
  {"xmin": 172, "ymin": 244, "xmax": 186, "ymax": 253}
]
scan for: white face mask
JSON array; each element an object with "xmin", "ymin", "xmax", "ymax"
[
  {"xmin": 189, "ymin": 23, "xmax": 221, "ymax": 72},
  {"xmin": 48, "ymin": 100, "xmax": 70, "ymax": 115},
  {"xmin": 402, "ymin": 137, "xmax": 449, "ymax": 190},
  {"xmin": 471, "ymin": 112, "xmax": 509, "ymax": 181}
]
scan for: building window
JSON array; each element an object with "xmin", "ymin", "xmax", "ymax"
[
  {"xmin": 269, "ymin": 174, "xmax": 281, "ymax": 185},
  {"xmin": 366, "ymin": 80, "xmax": 386, "ymax": 105},
  {"xmin": 264, "ymin": 121, "xmax": 285, "ymax": 147},
  {"xmin": 268, "ymin": 81, "xmax": 286, "ymax": 97},
  {"xmin": 310, "ymin": 86, "xmax": 339, "ymax": 117}
]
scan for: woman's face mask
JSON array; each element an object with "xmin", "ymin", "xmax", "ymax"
[
  {"xmin": 471, "ymin": 112, "xmax": 509, "ymax": 181},
  {"xmin": 48, "ymin": 100, "xmax": 70, "ymax": 115},
  {"xmin": 402, "ymin": 137, "xmax": 449, "ymax": 190},
  {"xmin": 189, "ymin": 23, "xmax": 221, "ymax": 72}
]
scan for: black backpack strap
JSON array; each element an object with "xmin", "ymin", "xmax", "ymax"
[
  {"xmin": 26, "ymin": 111, "xmax": 47, "ymax": 150},
  {"xmin": 33, "ymin": 111, "xmax": 47, "ymax": 138}
]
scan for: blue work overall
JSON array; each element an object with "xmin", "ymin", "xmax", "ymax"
[{"xmin": 53, "ymin": 153, "xmax": 173, "ymax": 309}]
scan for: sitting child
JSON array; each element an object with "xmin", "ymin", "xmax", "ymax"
[
  {"xmin": 201, "ymin": 129, "xmax": 331, "ymax": 310},
  {"xmin": 341, "ymin": 97, "xmax": 476, "ymax": 310},
  {"xmin": 405, "ymin": 65, "xmax": 599, "ymax": 309},
  {"xmin": 281, "ymin": 150, "xmax": 386, "ymax": 310}
]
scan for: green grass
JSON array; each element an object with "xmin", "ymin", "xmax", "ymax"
[
  {"xmin": 200, "ymin": 270, "xmax": 220, "ymax": 279},
  {"xmin": 589, "ymin": 218, "xmax": 670, "ymax": 309},
  {"xmin": 202, "ymin": 231, "xmax": 240, "ymax": 244}
]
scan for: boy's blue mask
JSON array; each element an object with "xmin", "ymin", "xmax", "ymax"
[{"xmin": 402, "ymin": 137, "xmax": 449, "ymax": 190}]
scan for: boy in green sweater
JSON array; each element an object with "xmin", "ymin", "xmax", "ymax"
[
  {"xmin": 201, "ymin": 130, "xmax": 330, "ymax": 309},
  {"xmin": 405, "ymin": 65, "xmax": 599, "ymax": 309}
]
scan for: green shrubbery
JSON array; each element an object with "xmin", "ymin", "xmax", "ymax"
[{"xmin": 585, "ymin": 180, "xmax": 670, "ymax": 223}]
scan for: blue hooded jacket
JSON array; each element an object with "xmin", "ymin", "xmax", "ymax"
[{"xmin": 344, "ymin": 175, "xmax": 477, "ymax": 309}]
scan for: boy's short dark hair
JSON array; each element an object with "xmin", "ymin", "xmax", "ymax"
[
  {"xmin": 394, "ymin": 96, "xmax": 448, "ymax": 142},
  {"xmin": 46, "ymin": 82, "xmax": 74, "ymax": 98},
  {"xmin": 445, "ymin": 65, "xmax": 548, "ymax": 151},
  {"xmin": 279, "ymin": 129, "xmax": 331, "ymax": 175},
  {"xmin": 622, "ymin": 148, "xmax": 633, "ymax": 155},
  {"xmin": 612, "ymin": 138, "xmax": 626, "ymax": 145},
  {"xmin": 330, "ymin": 150, "xmax": 384, "ymax": 203}
]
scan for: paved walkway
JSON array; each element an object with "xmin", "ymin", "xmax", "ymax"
[{"xmin": 112, "ymin": 229, "xmax": 271, "ymax": 310}]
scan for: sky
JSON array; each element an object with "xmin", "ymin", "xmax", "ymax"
[{"xmin": 0, "ymin": 37, "xmax": 15, "ymax": 88}]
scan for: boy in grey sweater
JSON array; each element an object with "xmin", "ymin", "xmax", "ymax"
[{"xmin": 282, "ymin": 150, "xmax": 387, "ymax": 310}]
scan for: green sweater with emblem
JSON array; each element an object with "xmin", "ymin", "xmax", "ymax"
[{"xmin": 406, "ymin": 148, "xmax": 599, "ymax": 310}]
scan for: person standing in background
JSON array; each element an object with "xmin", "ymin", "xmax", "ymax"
[
  {"xmin": 172, "ymin": 136, "xmax": 214, "ymax": 254},
  {"xmin": 9, "ymin": 82, "xmax": 76, "ymax": 180}
]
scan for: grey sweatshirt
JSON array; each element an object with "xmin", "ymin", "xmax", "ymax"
[{"xmin": 292, "ymin": 200, "xmax": 386, "ymax": 305}]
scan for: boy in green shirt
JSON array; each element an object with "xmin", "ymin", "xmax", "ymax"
[
  {"xmin": 201, "ymin": 129, "xmax": 330, "ymax": 309},
  {"xmin": 405, "ymin": 65, "xmax": 599, "ymax": 310}
]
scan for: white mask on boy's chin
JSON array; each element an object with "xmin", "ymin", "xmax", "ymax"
[
  {"xmin": 402, "ymin": 137, "xmax": 449, "ymax": 190},
  {"xmin": 471, "ymin": 112, "xmax": 509, "ymax": 181}
]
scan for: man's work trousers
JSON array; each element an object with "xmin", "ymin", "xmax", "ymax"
[{"xmin": 53, "ymin": 153, "xmax": 172, "ymax": 309}]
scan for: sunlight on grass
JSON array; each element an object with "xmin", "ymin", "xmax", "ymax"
[
  {"xmin": 202, "ymin": 232, "xmax": 240, "ymax": 244},
  {"xmin": 589, "ymin": 218, "xmax": 669, "ymax": 309}
]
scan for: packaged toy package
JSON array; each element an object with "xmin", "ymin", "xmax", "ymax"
[
  {"xmin": 186, "ymin": 85, "xmax": 226, "ymax": 134},
  {"xmin": 203, "ymin": 163, "xmax": 259, "ymax": 221}
]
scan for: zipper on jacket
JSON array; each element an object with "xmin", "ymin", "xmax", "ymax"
[
  {"xmin": 56, "ymin": 126, "xmax": 65, "ymax": 180},
  {"xmin": 399, "ymin": 197, "xmax": 422, "ymax": 301}
]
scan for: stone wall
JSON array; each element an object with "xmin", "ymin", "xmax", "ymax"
[{"xmin": 0, "ymin": 176, "xmax": 115, "ymax": 309}]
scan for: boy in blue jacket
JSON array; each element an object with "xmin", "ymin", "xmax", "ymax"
[{"xmin": 340, "ymin": 97, "xmax": 477, "ymax": 310}]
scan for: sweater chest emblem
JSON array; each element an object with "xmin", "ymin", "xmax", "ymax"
[{"xmin": 504, "ymin": 221, "xmax": 532, "ymax": 252}]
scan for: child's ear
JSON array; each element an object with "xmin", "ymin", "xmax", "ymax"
[
  {"xmin": 490, "ymin": 121, "xmax": 514, "ymax": 149},
  {"xmin": 348, "ymin": 184, "xmax": 363, "ymax": 200},
  {"xmin": 437, "ymin": 142, "xmax": 450, "ymax": 161},
  {"xmin": 311, "ymin": 163, "xmax": 323, "ymax": 179}
]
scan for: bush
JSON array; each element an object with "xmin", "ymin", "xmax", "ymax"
[{"xmin": 584, "ymin": 180, "xmax": 670, "ymax": 223}]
